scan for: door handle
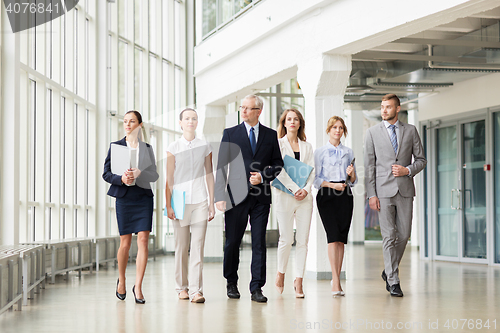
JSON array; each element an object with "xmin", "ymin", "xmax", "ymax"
[{"xmin": 451, "ymin": 189, "xmax": 462, "ymax": 210}]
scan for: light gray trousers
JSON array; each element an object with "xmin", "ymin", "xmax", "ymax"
[{"xmin": 379, "ymin": 192, "xmax": 413, "ymax": 286}]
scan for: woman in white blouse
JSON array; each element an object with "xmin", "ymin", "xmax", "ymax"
[
  {"xmin": 165, "ymin": 108, "xmax": 215, "ymax": 303},
  {"xmin": 314, "ymin": 116, "xmax": 357, "ymax": 296},
  {"xmin": 274, "ymin": 109, "xmax": 315, "ymax": 298}
]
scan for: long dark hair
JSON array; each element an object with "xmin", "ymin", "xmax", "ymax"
[{"xmin": 125, "ymin": 110, "xmax": 143, "ymax": 124}]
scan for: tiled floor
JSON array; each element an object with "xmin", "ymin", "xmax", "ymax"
[{"xmin": 1, "ymin": 243, "xmax": 499, "ymax": 332}]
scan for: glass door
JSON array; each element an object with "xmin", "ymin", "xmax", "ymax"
[
  {"xmin": 434, "ymin": 118, "xmax": 487, "ymax": 262},
  {"xmin": 462, "ymin": 120, "xmax": 487, "ymax": 259},
  {"xmin": 436, "ymin": 125, "xmax": 459, "ymax": 257}
]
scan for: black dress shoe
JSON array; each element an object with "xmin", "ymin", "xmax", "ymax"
[
  {"xmin": 389, "ymin": 283, "xmax": 404, "ymax": 297},
  {"xmin": 251, "ymin": 289, "xmax": 268, "ymax": 303},
  {"xmin": 381, "ymin": 270, "xmax": 390, "ymax": 292},
  {"xmin": 116, "ymin": 278, "xmax": 126, "ymax": 300},
  {"xmin": 132, "ymin": 285, "xmax": 146, "ymax": 304},
  {"xmin": 227, "ymin": 283, "xmax": 240, "ymax": 299}
]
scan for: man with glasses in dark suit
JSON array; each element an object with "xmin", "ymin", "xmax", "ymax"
[{"xmin": 215, "ymin": 94, "xmax": 283, "ymax": 302}]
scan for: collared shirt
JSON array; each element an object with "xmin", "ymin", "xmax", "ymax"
[
  {"xmin": 244, "ymin": 121, "xmax": 260, "ymax": 143},
  {"xmin": 383, "ymin": 120, "xmax": 400, "ymax": 144},
  {"xmin": 313, "ymin": 142, "xmax": 357, "ymax": 189},
  {"xmin": 166, "ymin": 136, "xmax": 212, "ymax": 204},
  {"xmin": 383, "ymin": 120, "xmax": 411, "ymax": 176},
  {"xmin": 243, "ymin": 121, "xmax": 263, "ymax": 183}
]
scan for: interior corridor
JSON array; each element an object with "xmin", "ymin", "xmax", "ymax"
[{"xmin": 1, "ymin": 244, "xmax": 499, "ymax": 332}]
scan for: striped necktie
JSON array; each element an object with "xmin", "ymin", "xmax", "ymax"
[{"xmin": 389, "ymin": 124, "xmax": 398, "ymax": 154}]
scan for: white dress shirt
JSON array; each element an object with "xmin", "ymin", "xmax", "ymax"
[
  {"xmin": 244, "ymin": 121, "xmax": 259, "ymax": 143},
  {"xmin": 167, "ymin": 136, "xmax": 212, "ymax": 205}
]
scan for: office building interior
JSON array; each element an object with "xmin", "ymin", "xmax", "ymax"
[{"xmin": 1, "ymin": 0, "xmax": 500, "ymax": 332}]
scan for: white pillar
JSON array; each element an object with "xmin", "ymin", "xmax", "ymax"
[
  {"xmin": 201, "ymin": 105, "xmax": 227, "ymax": 261},
  {"xmin": 297, "ymin": 54, "xmax": 351, "ymax": 279},
  {"xmin": 95, "ymin": 0, "xmax": 109, "ymax": 237},
  {"xmin": 407, "ymin": 109, "xmax": 420, "ymax": 247},
  {"xmin": 344, "ymin": 109, "xmax": 365, "ymax": 244},
  {"xmin": 1, "ymin": 13, "xmax": 20, "ymax": 245}
]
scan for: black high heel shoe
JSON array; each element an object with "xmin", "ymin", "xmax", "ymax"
[
  {"xmin": 116, "ymin": 279, "xmax": 126, "ymax": 300},
  {"xmin": 132, "ymin": 285, "xmax": 146, "ymax": 304}
]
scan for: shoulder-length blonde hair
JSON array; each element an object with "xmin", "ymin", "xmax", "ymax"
[
  {"xmin": 277, "ymin": 108, "xmax": 307, "ymax": 141},
  {"xmin": 326, "ymin": 116, "xmax": 348, "ymax": 137}
]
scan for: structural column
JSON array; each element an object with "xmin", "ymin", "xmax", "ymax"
[
  {"xmin": 407, "ymin": 109, "xmax": 420, "ymax": 247},
  {"xmin": 297, "ymin": 54, "xmax": 351, "ymax": 279},
  {"xmin": 1, "ymin": 12, "xmax": 20, "ymax": 245},
  {"xmin": 344, "ymin": 109, "xmax": 365, "ymax": 244},
  {"xmin": 201, "ymin": 105, "xmax": 227, "ymax": 261},
  {"xmin": 95, "ymin": 0, "xmax": 109, "ymax": 237}
]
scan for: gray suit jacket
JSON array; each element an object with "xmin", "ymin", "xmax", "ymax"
[{"xmin": 364, "ymin": 121, "xmax": 426, "ymax": 198}]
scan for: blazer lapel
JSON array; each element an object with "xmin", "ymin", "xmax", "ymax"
[
  {"xmin": 396, "ymin": 122, "xmax": 405, "ymax": 157},
  {"xmin": 380, "ymin": 122, "xmax": 396, "ymax": 157}
]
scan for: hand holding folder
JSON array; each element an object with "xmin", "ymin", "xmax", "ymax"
[
  {"xmin": 164, "ymin": 189, "xmax": 185, "ymax": 220},
  {"xmin": 272, "ymin": 155, "xmax": 314, "ymax": 196}
]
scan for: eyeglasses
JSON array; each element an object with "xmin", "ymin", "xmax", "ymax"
[{"xmin": 239, "ymin": 106, "xmax": 261, "ymax": 111}]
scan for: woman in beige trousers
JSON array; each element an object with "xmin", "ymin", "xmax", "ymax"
[{"xmin": 165, "ymin": 108, "xmax": 215, "ymax": 303}]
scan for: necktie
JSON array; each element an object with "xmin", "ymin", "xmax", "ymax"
[
  {"xmin": 249, "ymin": 127, "xmax": 256, "ymax": 154},
  {"xmin": 389, "ymin": 124, "xmax": 398, "ymax": 154}
]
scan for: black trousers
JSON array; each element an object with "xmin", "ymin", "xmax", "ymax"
[{"xmin": 223, "ymin": 194, "xmax": 270, "ymax": 292}]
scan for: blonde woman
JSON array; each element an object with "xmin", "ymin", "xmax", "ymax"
[
  {"xmin": 274, "ymin": 109, "xmax": 314, "ymax": 298},
  {"xmin": 165, "ymin": 108, "xmax": 215, "ymax": 303},
  {"xmin": 314, "ymin": 116, "xmax": 357, "ymax": 296}
]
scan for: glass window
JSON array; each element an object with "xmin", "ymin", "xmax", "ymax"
[
  {"xmin": 134, "ymin": 0, "xmax": 141, "ymax": 45},
  {"xmin": 149, "ymin": 0, "xmax": 158, "ymax": 53},
  {"xmin": 134, "ymin": 47, "xmax": 143, "ymax": 111},
  {"xmin": 74, "ymin": 8, "xmax": 79, "ymax": 94},
  {"xmin": 202, "ymin": 0, "xmax": 216, "ymax": 36},
  {"xmin": 118, "ymin": 41, "xmax": 128, "ymax": 114},
  {"xmin": 162, "ymin": 0, "xmax": 169, "ymax": 59},
  {"xmin": 118, "ymin": 0, "xmax": 126, "ymax": 36},
  {"xmin": 174, "ymin": 0, "xmax": 181, "ymax": 65},
  {"xmin": 150, "ymin": 54, "xmax": 157, "ymax": 123}
]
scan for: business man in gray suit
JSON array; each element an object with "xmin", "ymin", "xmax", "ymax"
[{"xmin": 364, "ymin": 94, "xmax": 426, "ymax": 297}]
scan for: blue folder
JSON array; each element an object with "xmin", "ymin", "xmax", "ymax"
[
  {"xmin": 271, "ymin": 155, "xmax": 314, "ymax": 196},
  {"xmin": 164, "ymin": 189, "xmax": 185, "ymax": 220}
]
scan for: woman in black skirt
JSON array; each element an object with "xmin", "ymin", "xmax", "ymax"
[
  {"xmin": 103, "ymin": 110, "xmax": 159, "ymax": 304},
  {"xmin": 313, "ymin": 116, "xmax": 356, "ymax": 296}
]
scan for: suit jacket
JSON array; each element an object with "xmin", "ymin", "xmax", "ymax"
[
  {"xmin": 215, "ymin": 122, "xmax": 283, "ymax": 207},
  {"xmin": 102, "ymin": 137, "xmax": 159, "ymax": 198},
  {"xmin": 274, "ymin": 136, "xmax": 315, "ymax": 203},
  {"xmin": 364, "ymin": 121, "xmax": 426, "ymax": 198}
]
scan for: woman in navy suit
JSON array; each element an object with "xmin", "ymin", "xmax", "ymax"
[{"xmin": 102, "ymin": 110, "xmax": 159, "ymax": 304}]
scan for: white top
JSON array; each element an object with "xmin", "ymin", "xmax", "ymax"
[
  {"xmin": 126, "ymin": 141, "xmax": 140, "ymax": 186},
  {"xmin": 166, "ymin": 136, "xmax": 212, "ymax": 205}
]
